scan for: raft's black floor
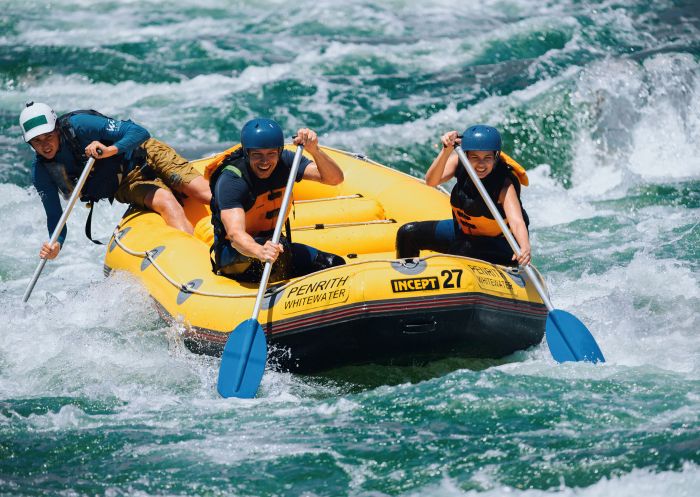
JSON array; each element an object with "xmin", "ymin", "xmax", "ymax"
[{"xmin": 183, "ymin": 294, "xmax": 546, "ymax": 374}]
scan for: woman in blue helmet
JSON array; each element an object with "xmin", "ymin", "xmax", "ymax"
[
  {"xmin": 208, "ymin": 118, "xmax": 346, "ymax": 282},
  {"xmin": 396, "ymin": 125, "xmax": 531, "ymax": 266}
]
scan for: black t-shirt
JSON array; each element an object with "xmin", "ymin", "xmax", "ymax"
[{"xmin": 214, "ymin": 149, "xmax": 311, "ymax": 211}]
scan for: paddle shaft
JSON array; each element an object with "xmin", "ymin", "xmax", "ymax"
[
  {"xmin": 22, "ymin": 156, "xmax": 98, "ymax": 303},
  {"xmin": 453, "ymin": 147, "xmax": 554, "ymax": 311},
  {"xmin": 228, "ymin": 145, "xmax": 305, "ymax": 393},
  {"xmin": 250, "ymin": 145, "xmax": 305, "ymax": 319}
]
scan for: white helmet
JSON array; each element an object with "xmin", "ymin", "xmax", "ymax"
[{"xmin": 19, "ymin": 101, "xmax": 57, "ymax": 142}]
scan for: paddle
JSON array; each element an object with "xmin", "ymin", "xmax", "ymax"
[
  {"xmin": 23, "ymin": 152, "xmax": 100, "ymax": 303},
  {"xmin": 217, "ymin": 145, "xmax": 305, "ymax": 398},
  {"xmin": 454, "ymin": 147, "xmax": 605, "ymax": 363}
]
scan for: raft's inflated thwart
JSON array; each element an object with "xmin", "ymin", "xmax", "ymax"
[{"xmin": 104, "ymin": 146, "xmax": 547, "ymax": 373}]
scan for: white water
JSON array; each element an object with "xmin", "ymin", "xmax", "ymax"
[
  {"xmin": 1, "ymin": 0, "xmax": 698, "ymax": 494},
  {"xmin": 405, "ymin": 463, "xmax": 700, "ymax": 497}
]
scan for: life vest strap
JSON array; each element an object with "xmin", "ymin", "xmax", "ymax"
[{"xmin": 84, "ymin": 202, "xmax": 108, "ymax": 245}]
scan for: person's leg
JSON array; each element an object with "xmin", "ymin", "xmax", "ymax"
[
  {"xmin": 215, "ymin": 236, "xmax": 295, "ymax": 282},
  {"xmin": 142, "ymin": 138, "xmax": 211, "ymax": 204},
  {"xmin": 114, "ymin": 171, "xmax": 194, "ymax": 234},
  {"xmin": 395, "ymin": 219, "xmax": 455, "ymax": 258},
  {"xmin": 180, "ymin": 175, "xmax": 212, "ymax": 204},
  {"xmin": 449, "ymin": 234, "xmax": 516, "ymax": 265},
  {"xmin": 143, "ymin": 187, "xmax": 194, "ymax": 233},
  {"xmin": 467, "ymin": 236, "xmax": 517, "ymax": 266},
  {"xmin": 215, "ymin": 242, "xmax": 263, "ymax": 282},
  {"xmin": 290, "ymin": 242, "xmax": 345, "ymax": 277}
]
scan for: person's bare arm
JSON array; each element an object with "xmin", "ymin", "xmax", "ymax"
[
  {"xmin": 501, "ymin": 182, "xmax": 530, "ymax": 266},
  {"xmin": 294, "ymin": 128, "xmax": 344, "ymax": 185},
  {"xmin": 426, "ymin": 131, "xmax": 461, "ymax": 186},
  {"xmin": 220, "ymin": 207, "xmax": 283, "ymax": 263}
]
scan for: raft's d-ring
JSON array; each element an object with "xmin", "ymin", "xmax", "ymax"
[
  {"xmin": 504, "ymin": 267, "xmax": 526, "ymax": 288},
  {"xmin": 177, "ymin": 279, "xmax": 203, "ymax": 305},
  {"xmin": 141, "ymin": 246, "xmax": 166, "ymax": 271},
  {"xmin": 391, "ymin": 258, "xmax": 427, "ymax": 275},
  {"xmin": 109, "ymin": 227, "xmax": 131, "ymax": 253}
]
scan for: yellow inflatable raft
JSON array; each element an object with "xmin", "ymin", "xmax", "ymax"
[{"xmin": 104, "ymin": 146, "xmax": 547, "ymax": 372}]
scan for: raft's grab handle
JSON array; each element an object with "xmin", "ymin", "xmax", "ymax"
[{"xmin": 401, "ymin": 318, "xmax": 437, "ymax": 335}]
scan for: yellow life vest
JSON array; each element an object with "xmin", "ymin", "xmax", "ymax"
[{"xmin": 501, "ymin": 152, "xmax": 529, "ymax": 186}]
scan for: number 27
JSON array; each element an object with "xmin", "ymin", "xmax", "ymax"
[{"xmin": 441, "ymin": 269, "xmax": 463, "ymax": 288}]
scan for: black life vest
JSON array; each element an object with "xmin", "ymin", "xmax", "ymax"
[
  {"xmin": 450, "ymin": 158, "xmax": 529, "ymax": 237},
  {"xmin": 209, "ymin": 148, "xmax": 255, "ymax": 249}
]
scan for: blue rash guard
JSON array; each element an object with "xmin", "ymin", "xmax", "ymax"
[{"xmin": 31, "ymin": 113, "xmax": 150, "ymax": 246}]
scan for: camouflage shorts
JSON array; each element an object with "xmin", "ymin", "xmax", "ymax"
[{"xmin": 114, "ymin": 138, "xmax": 201, "ymax": 208}]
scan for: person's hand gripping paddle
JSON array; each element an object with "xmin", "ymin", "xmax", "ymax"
[
  {"xmin": 217, "ymin": 145, "xmax": 305, "ymax": 398},
  {"xmin": 454, "ymin": 147, "xmax": 605, "ymax": 363}
]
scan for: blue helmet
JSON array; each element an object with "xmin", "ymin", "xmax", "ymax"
[
  {"xmin": 460, "ymin": 125, "xmax": 502, "ymax": 153},
  {"xmin": 240, "ymin": 118, "xmax": 284, "ymax": 151}
]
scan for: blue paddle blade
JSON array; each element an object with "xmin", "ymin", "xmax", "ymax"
[
  {"xmin": 217, "ymin": 318, "xmax": 268, "ymax": 398},
  {"xmin": 546, "ymin": 309, "xmax": 605, "ymax": 364}
]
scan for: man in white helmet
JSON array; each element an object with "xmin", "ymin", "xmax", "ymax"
[{"xmin": 20, "ymin": 101, "xmax": 211, "ymax": 259}]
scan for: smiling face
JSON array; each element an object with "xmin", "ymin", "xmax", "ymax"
[
  {"xmin": 29, "ymin": 130, "xmax": 60, "ymax": 160},
  {"xmin": 248, "ymin": 148, "xmax": 281, "ymax": 179},
  {"xmin": 466, "ymin": 150, "xmax": 496, "ymax": 179}
]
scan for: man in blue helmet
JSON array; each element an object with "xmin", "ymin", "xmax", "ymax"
[
  {"xmin": 208, "ymin": 118, "xmax": 346, "ymax": 282},
  {"xmin": 395, "ymin": 125, "xmax": 531, "ymax": 266},
  {"xmin": 19, "ymin": 101, "xmax": 212, "ymax": 260}
]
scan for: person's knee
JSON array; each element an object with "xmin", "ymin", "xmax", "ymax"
[
  {"xmin": 291, "ymin": 244, "xmax": 345, "ymax": 276},
  {"xmin": 397, "ymin": 222, "xmax": 422, "ymax": 239},
  {"xmin": 146, "ymin": 189, "xmax": 193, "ymax": 233},
  {"xmin": 314, "ymin": 250, "xmax": 345, "ymax": 270},
  {"xmin": 183, "ymin": 176, "xmax": 212, "ymax": 204},
  {"xmin": 396, "ymin": 222, "xmax": 423, "ymax": 258},
  {"xmin": 148, "ymin": 189, "xmax": 183, "ymax": 215},
  {"xmin": 218, "ymin": 257, "xmax": 261, "ymax": 281}
]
